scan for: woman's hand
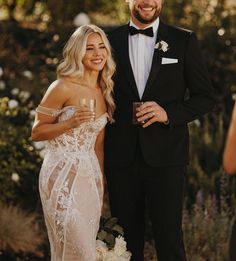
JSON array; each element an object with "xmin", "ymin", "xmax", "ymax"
[{"xmin": 67, "ymin": 107, "xmax": 95, "ymax": 128}]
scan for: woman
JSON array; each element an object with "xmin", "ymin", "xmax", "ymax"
[
  {"xmin": 32, "ymin": 24, "xmax": 115, "ymax": 261},
  {"xmin": 223, "ymin": 101, "xmax": 236, "ymax": 261}
]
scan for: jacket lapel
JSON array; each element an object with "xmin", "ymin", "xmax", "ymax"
[
  {"xmin": 142, "ymin": 21, "xmax": 169, "ymax": 99},
  {"xmin": 118, "ymin": 25, "xmax": 140, "ymax": 99}
]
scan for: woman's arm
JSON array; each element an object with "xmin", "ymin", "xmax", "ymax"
[
  {"xmin": 31, "ymin": 81, "xmax": 93, "ymax": 141},
  {"xmin": 32, "ymin": 113, "xmax": 74, "ymax": 141},
  {"xmin": 223, "ymin": 102, "xmax": 236, "ymax": 175}
]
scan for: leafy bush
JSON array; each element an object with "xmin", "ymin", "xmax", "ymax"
[{"xmin": 0, "ymin": 96, "xmax": 42, "ymax": 207}]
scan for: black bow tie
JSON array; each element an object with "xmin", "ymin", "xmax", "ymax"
[{"xmin": 129, "ymin": 26, "xmax": 154, "ymax": 37}]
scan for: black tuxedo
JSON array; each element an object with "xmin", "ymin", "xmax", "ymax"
[{"xmin": 105, "ymin": 21, "xmax": 215, "ymax": 261}]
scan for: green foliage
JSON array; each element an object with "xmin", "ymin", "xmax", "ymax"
[
  {"xmin": 97, "ymin": 216, "xmax": 124, "ymax": 249},
  {"xmin": 186, "ymin": 112, "xmax": 236, "ymax": 209},
  {"xmin": 186, "ymin": 115, "xmax": 224, "ymax": 204},
  {"xmin": 0, "ymin": 96, "xmax": 42, "ymax": 206},
  {"xmin": 183, "ymin": 195, "xmax": 233, "ymax": 261},
  {"xmin": 144, "ymin": 194, "xmax": 234, "ymax": 261},
  {"xmin": 0, "ymin": 0, "xmax": 130, "ymax": 27}
]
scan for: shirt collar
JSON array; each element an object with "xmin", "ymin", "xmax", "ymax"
[{"xmin": 129, "ymin": 18, "xmax": 160, "ymax": 34}]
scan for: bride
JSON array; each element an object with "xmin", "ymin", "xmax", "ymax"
[{"xmin": 31, "ymin": 24, "xmax": 115, "ymax": 261}]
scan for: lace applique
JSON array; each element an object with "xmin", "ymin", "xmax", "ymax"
[
  {"xmin": 57, "ymin": 180, "xmax": 72, "ymax": 210},
  {"xmin": 55, "ymin": 211, "xmax": 65, "ymax": 243}
]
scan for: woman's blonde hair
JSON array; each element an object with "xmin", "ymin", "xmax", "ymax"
[{"xmin": 57, "ymin": 24, "xmax": 116, "ymax": 122}]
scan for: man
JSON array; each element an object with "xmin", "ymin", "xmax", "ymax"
[{"xmin": 104, "ymin": 0, "xmax": 215, "ymax": 260}]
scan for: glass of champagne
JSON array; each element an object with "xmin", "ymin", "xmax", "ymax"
[{"xmin": 79, "ymin": 98, "xmax": 96, "ymax": 121}]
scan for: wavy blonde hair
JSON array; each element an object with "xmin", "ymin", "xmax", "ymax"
[{"xmin": 57, "ymin": 24, "xmax": 116, "ymax": 122}]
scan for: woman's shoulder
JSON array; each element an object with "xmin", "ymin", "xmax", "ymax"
[
  {"xmin": 40, "ymin": 79, "xmax": 72, "ymax": 105},
  {"xmin": 47, "ymin": 79, "xmax": 71, "ymax": 93},
  {"xmin": 45, "ymin": 78, "xmax": 80, "ymax": 97}
]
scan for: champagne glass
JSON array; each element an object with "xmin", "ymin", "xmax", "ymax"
[{"xmin": 79, "ymin": 98, "xmax": 96, "ymax": 121}]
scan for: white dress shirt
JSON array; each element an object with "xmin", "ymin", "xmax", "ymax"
[{"xmin": 129, "ymin": 18, "xmax": 160, "ymax": 98}]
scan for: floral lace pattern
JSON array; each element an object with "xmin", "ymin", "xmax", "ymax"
[{"xmin": 39, "ymin": 107, "xmax": 107, "ymax": 261}]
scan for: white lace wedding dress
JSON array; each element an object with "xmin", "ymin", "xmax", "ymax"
[{"xmin": 37, "ymin": 106, "xmax": 107, "ymax": 261}]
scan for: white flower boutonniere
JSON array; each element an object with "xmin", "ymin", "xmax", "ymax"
[{"xmin": 155, "ymin": 40, "xmax": 169, "ymax": 52}]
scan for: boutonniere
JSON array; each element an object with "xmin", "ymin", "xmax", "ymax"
[{"xmin": 155, "ymin": 40, "xmax": 169, "ymax": 52}]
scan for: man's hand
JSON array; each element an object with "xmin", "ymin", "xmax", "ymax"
[{"xmin": 136, "ymin": 101, "xmax": 169, "ymax": 128}]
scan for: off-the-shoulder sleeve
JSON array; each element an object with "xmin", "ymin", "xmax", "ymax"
[{"xmin": 35, "ymin": 105, "xmax": 61, "ymax": 117}]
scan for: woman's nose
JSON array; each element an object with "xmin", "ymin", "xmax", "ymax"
[{"xmin": 93, "ymin": 47, "xmax": 101, "ymax": 56}]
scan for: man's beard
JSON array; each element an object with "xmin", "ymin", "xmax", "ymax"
[{"xmin": 133, "ymin": 6, "xmax": 161, "ymax": 24}]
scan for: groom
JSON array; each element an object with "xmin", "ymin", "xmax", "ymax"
[{"xmin": 105, "ymin": 0, "xmax": 215, "ymax": 260}]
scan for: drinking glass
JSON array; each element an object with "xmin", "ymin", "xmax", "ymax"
[
  {"xmin": 132, "ymin": 102, "xmax": 143, "ymax": 124},
  {"xmin": 79, "ymin": 98, "xmax": 96, "ymax": 121}
]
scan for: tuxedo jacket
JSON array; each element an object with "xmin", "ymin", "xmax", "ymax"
[{"xmin": 104, "ymin": 21, "xmax": 215, "ymax": 168}]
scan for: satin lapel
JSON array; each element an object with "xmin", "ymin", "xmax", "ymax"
[
  {"xmin": 118, "ymin": 25, "xmax": 140, "ymax": 99},
  {"xmin": 142, "ymin": 21, "xmax": 169, "ymax": 99}
]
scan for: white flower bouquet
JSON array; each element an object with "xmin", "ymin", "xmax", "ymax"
[
  {"xmin": 96, "ymin": 217, "xmax": 132, "ymax": 261},
  {"xmin": 96, "ymin": 236, "xmax": 131, "ymax": 261}
]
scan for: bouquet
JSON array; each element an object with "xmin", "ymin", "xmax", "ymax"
[{"xmin": 96, "ymin": 217, "xmax": 131, "ymax": 261}]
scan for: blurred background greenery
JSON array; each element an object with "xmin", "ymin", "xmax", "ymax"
[{"xmin": 0, "ymin": 0, "xmax": 236, "ymax": 260}]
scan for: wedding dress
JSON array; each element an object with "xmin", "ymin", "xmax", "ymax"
[{"xmin": 37, "ymin": 105, "xmax": 107, "ymax": 261}]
